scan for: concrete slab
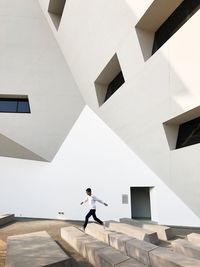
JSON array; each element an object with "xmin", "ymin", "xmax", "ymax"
[
  {"xmin": 85, "ymin": 241, "xmax": 109, "ymax": 266},
  {"xmin": 149, "ymin": 247, "xmax": 200, "ymax": 267},
  {"xmin": 94, "ymin": 246, "xmax": 129, "ymax": 267},
  {"xmin": 108, "ymin": 232, "xmax": 134, "ymax": 254},
  {"xmin": 61, "ymin": 226, "xmax": 85, "ymax": 247},
  {"xmin": 85, "ymin": 223, "xmax": 113, "ymax": 244},
  {"xmin": 73, "ymin": 235, "xmax": 97, "ymax": 258},
  {"xmin": 172, "ymin": 239, "xmax": 200, "ymax": 260},
  {"xmin": 5, "ymin": 231, "xmax": 71, "ymax": 267},
  {"xmin": 0, "ymin": 214, "xmax": 15, "ymax": 227},
  {"xmin": 120, "ymin": 218, "xmax": 174, "ymax": 240},
  {"xmin": 125, "ymin": 238, "xmax": 157, "ymax": 266},
  {"xmin": 187, "ymin": 233, "xmax": 200, "ymax": 246},
  {"xmin": 109, "ymin": 222, "xmax": 159, "ymax": 244}
]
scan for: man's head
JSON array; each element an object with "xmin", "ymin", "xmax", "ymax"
[{"xmin": 86, "ymin": 188, "xmax": 92, "ymax": 196}]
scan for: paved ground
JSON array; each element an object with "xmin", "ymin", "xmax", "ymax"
[
  {"xmin": 0, "ymin": 218, "xmax": 92, "ymax": 267},
  {"xmin": 0, "ymin": 218, "xmax": 200, "ymax": 267}
]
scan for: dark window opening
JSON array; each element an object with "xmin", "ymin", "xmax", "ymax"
[
  {"xmin": 104, "ymin": 71, "xmax": 125, "ymax": 102},
  {"xmin": 152, "ymin": 0, "xmax": 200, "ymax": 55},
  {"xmin": 176, "ymin": 116, "xmax": 200, "ymax": 149},
  {"xmin": 0, "ymin": 98, "xmax": 31, "ymax": 113}
]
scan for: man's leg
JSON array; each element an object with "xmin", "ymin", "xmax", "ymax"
[
  {"xmin": 91, "ymin": 209, "xmax": 103, "ymax": 225},
  {"xmin": 83, "ymin": 209, "xmax": 93, "ymax": 229}
]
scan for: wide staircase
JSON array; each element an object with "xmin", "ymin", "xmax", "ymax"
[{"xmin": 61, "ymin": 218, "xmax": 200, "ymax": 267}]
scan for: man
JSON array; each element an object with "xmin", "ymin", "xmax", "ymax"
[{"xmin": 80, "ymin": 188, "xmax": 108, "ymax": 230}]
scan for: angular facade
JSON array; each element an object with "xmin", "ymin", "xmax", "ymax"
[{"xmin": 0, "ymin": 0, "xmax": 200, "ymax": 227}]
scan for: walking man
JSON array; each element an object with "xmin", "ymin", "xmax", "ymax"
[{"xmin": 80, "ymin": 188, "xmax": 108, "ymax": 230}]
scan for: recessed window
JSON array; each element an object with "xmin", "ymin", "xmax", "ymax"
[
  {"xmin": 176, "ymin": 117, "xmax": 200, "ymax": 149},
  {"xmin": 48, "ymin": 0, "xmax": 66, "ymax": 30},
  {"xmin": 0, "ymin": 97, "xmax": 31, "ymax": 113},
  {"xmin": 136, "ymin": 0, "xmax": 200, "ymax": 61},
  {"xmin": 163, "ymin": 106, "xmax": 200, "ymax": 150},
  {"xmin": 95, "ymin": 54, "xmax": 125, "ymax": 106},
  {"xmin": 152, "ymin": 0, "xmax": 200, "ymax": 55}
]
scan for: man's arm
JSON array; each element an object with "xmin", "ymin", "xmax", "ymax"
[
  {"xmin": 94, "ymin": 196, "xmax": 108, "ymax": 206},
  {"xmin": 80, "ymin": 197, "xmax": 88, "ymax": 205}
]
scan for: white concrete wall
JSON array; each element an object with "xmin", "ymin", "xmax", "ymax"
[
  {"xmin": 0, "ymin": 0, "xmax": 84, "ymax": 161},
  {"xmin": 0, "ymin": 106, "xmax": 199, "ymax": 227},
  {"xmin": 38, "ymin": 0, "xmax": 200, "ymax": 222}
]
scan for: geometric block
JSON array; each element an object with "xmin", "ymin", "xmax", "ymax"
[
  {"xmin": 187, "ymin": 233, "xmax": 200, "ymax": 246},
  {"xmin": 109, "ymin": 232, "xmax": 134, "ymax": 254},
  {"xmin": 126, "ymin": 238, "xmax": 157, "ymax": 266},
  {"xmin": 149, "ymin": 247, "xmax": 200, "ymax": 267},
  {"xmin": 85, "ymin": 223, "xmax": 113, "ymax": 244},
  {"xmin": 94, "ymin": 246, "xmax": 129, "ymax": 267},
  {"xmin": 0, "ymin": 214, "xmax": 15, "ymax": 227},
  {"xmin": 109, "ymin": 223, "xmax": 159, "ymax": 244},
  {"xmin": 172, "ymin": 239, "xmax": 200, "ymax": 260},
  {"xmin": 85, "ymin": 241, "xmax": 109, "ymax": 266},
  {"xmin": 5, "ymin": 231, "xmax": 71, "ymax": 267}
]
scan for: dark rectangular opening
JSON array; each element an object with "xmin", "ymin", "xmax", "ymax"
[
  {"xmin": 176, "ymin": 116, "xmax": 200, "ymax": 149},
  {"xmin": 130, "ymin": 187, "xmax": 151, "ymax": 220},
  {"xmin": 152, "ymin": 0, "xmax": 200, "ymax": 55},
  {"xmin": 104, "ymin": 71, "xmax": 125, "ymax": 102},
  {"xmin": 0, "ymin": 98, "xmax": 31, "ymax": 113}
]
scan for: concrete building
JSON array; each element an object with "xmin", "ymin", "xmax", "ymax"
[{"xmin": 0, "ymin": 0, "xmax": 200, "ymax": 227}]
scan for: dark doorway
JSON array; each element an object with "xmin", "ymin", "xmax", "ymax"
[{"xmin": 130, "ymin": 187, "xmax": 151, "ymax": 220}]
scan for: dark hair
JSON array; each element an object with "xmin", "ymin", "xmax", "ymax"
[{"xmin": 86, "ymin": 188, "xmax": 91, "ymax": 192}]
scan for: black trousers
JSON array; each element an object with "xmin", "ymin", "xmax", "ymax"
[{"xmin": 83, "ymin": 209, "xmax": 103, "ymax": 229}]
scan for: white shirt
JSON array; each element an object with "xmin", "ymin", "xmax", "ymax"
[{"xmin": 83, "ymin": 195, "xmax": 104, "ymax": 209}]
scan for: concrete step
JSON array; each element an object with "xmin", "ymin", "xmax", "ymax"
[
  {"xmin": 85, "ymin": 223, "xmax": 113, "ymax": 244},
  {"xmin": 120, "ymin": 218, "xmax": 174, "ymax": 240},
  {"xmin": 150, "ymin": 247, "xmax": 200, "ymax": 267},
  {"xmin": 172, "ymin": 238, "xmax": 200, "ymax": 260},
  {"xmin": 109, "ymin": 222, "xmax": 159, "ymax": 244},
  {"xmin": 187, "ymin": 233, "xmax": 200, "ymax": 246}
]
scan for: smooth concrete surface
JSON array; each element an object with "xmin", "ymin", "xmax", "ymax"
[
  {"xmin": 126, "ymin": 238, "xmax": 158, "ymax": 266},
  {"xmin": 172, "ymin": 239, "xmax": 200, "ymax": 260},
  {"xmin": 5, "ymin": 231, "xmax": 71, "ymax": 267},
  {"xmin": 0, "ymin": 214, "xmax": 14, "ymax": 227},
  {"xmin": 85, "ymin": 223, "xmax": 113, "ymax": 244},
  {"xmin": 119, "ymin": 218, "xmax": 174, "ymax": 240},
  {"xmin": 117, "ymin": 258, "xmax": 146, "ymax": 267},
  {"xmin": 109, "ymin": 223, "xmax": 159, "ymax": 244},
  {"xmin": 187, "ymin": 233, "xmax": 200, "ymax": 246},
  {"xmin": 85, "ymin": 241, "xmax": 109, "ymax": 266},
  {"xmin": 149, "ymin": 247, "xmax": 200, "ymax": 267},
  {"xmin": 73, "ymin": 235, "xmax": 97, "ymax": 258},
  {"xmin": 108, "ymin": 232, "xmax": 134, "ymax": 254},
  {"xmin": 94, "ymin": 246, "xmax": 130, "ymax": 267}
]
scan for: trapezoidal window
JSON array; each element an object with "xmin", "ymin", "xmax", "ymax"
[
  {"xmin": 163, "ymin": 106, "xmax": 200, "ymax": 150},
  {"xmin": 48, "ymin": 0, "xmax": 66, "ymax": 30},
  {"xmin": 95, "ymin": 54, "xmax": 125, "ymax": 107},
  {"xmin": 0, "ymin": 96, "xmax": 31, "ymax": 113},
  {"xmin": 136, "ymin": 0, "xmax": 200, "ymax": 61}
]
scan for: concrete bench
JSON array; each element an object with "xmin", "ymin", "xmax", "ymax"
[
  {"xmin": 85, "ymin": 223, "xmax": 113, "ymax": 244},
  {"xmin": 94, "ymin": 246, "xmax": 146, "ymax": 267},
  {"xmin": 187, "ymin": 233, "xmax": 200, "ymax": 246},
  {"xmin": 109, "ymin": 232, "xmax": 157, "ymax": 266},
  {"xmin": 108, "ymin": 232, "xmax": 134, "ymax": 254},
  {"xmin": 0, "ymin": 214, "xmax": 15, "ymax": 227},
  {"xmin": 61, "ymin": 226, "xmax": 146, "ymax": 267},
  {"xmin": 149, "ymin": 247, "xmax": 200, "ymax": 267},
  {"xmin": 120, "ymin": 218, "xmax": 174, "ymax": 240},
  {"xmin": 5, "ymin": 231, "xmax": 71, "ymax": 267},
  {"xmin": 172, "ymin": 239, "xmax": 200, "ymax": 260},
  {"xmin": 109, "ymin": 222, "xmax": 159, "ymax": 244}
]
